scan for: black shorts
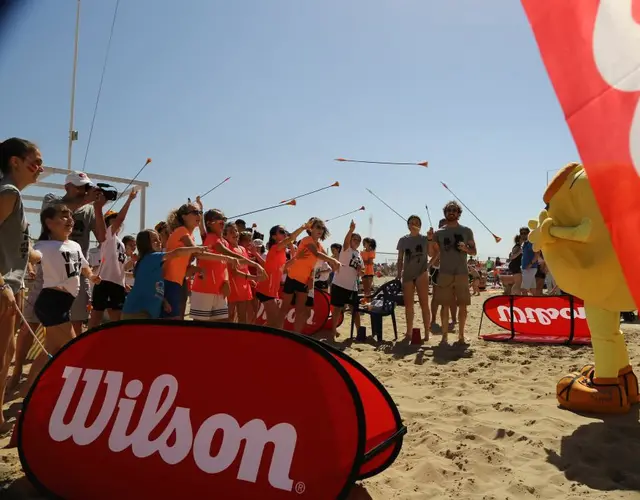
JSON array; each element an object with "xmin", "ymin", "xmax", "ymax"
[
  {"xmin": 255, "ymin": 291, "xmax": 275, "ymax": 303},
  {"xmin": 35, "ymin": 288, "xmax": 76, "ymax": 327},
  {"xmin": 290, "ymin": 293, "xmax": 314, "ymax": 307},
  {"xmin": 331, "ymin": 284, "xmax": 357, "ymax": 308},
  {"xmin": 92, "ymin": 280, "xmax": 127, "ymax": 311},
  {"xmin": 315, "ymin": 280, "xmax": 329, "ymax": 290},
  {"xmin": 283, "ymin": 276, "xmax": 308, "ymax": 295}
]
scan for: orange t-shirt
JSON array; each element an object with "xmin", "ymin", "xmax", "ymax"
[
  {"xmin": 163, "ymin": 226, "xmax": 194, "ymax": 284},
  {"xmin": 228, "ymin": 246, "xmax": 253, "ymax": 302},
  {"xmin": 361, "ymin": 250, "xmax": 376, "ymax": 276},
  {"xmin": 256, "ymin": 245, "xmax": 286, "ymax": 298},
  {"xmin": 287, "ymin": 236, "xmax": 324, "ymax": 284},
  {"xmin": 192, "ymin": 233, "xmax": 229, "ymax": 295}
]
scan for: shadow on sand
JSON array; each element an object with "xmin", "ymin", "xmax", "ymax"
[{"xmin": 546, "ymin": 408, "xmax": 640, "ymax": 491}]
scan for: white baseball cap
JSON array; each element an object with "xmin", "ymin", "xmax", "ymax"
[
  {"xmin": 252, "ymin": 239, "xmax": 264, "ymax": 248},
  {"xmin": 65, "ymin": 171, "xmax": 93, "ymax": 187}
]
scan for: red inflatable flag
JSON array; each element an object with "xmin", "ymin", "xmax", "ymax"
[
  {"xmin": 521, "ymin": 0, "xmax": 640, "ymax": 308},
  {"xmin": 254, "ymin": 288, "xmax": 332, "ymax": 335},
  {"xmin": 18, "ymin": 321, "xmax": 405, "ymax": 500},
  {"xmin": 481, "ymin": 295, "xmax": 591, "ymax": 345}
]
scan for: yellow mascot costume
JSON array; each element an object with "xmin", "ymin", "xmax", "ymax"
[{"xmin": 528, "ymin": 162, "xmax": 639, "ymax": 414}]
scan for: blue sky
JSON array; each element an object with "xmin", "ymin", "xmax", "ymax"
[{"xmin": 0, "ymin": 0, "xmax": 577, "ymax": 260}]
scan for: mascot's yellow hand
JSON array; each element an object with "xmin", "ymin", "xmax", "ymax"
[
  {"xmin": 549, "ymin": 217, "xmax": 593, "ymax": 244},
  {"xmin": 528, "ymin": 209, "xmax": 556, "ymax": 252}
]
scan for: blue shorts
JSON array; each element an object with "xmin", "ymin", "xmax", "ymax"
[{"xmin": 162, "ymin": 280, "xmax": 184, "ymax": 318}]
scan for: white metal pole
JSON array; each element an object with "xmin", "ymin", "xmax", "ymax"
[
  {"xmin": 140, "ymin": 186, "xmax": 146, "ymax": 231},
  {"xmin": 67, "ymin": 0, "xmax": 81, "ymax": 171}
]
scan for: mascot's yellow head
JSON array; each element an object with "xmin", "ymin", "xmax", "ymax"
[{"xmin": 528, "ymin": 162, "xmax": 634, "ymax": 311}]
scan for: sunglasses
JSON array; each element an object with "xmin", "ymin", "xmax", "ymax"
[
  {"xmin": 187, "ymin": 210, "xmax": 203, "ymax": 216},
  {"xmin": 445, "ymin": 209, "xmax": 459, "ymax": 213},
  {"xmin": 277, "ymin": 228, "xmax": 287, "ymax": 234}
]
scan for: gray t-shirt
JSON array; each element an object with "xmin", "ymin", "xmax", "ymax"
[
  {"xmin": 435, "ymin": 224, "xmax": 475, "ymax": 276},
  {"xmin": 42, "ymin": 193, "xmax": 96, "ymax": 256},
  {"xmin": 397, "ymin": 234, "xmax": 430, "ymax": 282},
  {"xmin": 0, "ymin": 179, "xmax": 30, "ymax": 293}
]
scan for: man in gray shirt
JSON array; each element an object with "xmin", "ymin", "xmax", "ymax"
[
  {"xmin": 432, "ymin": 200, "xmax": 477, "ymax": 343},
  {"xmin": 23, "ymin": 171, "xmax": 106, "ymax": 334}
]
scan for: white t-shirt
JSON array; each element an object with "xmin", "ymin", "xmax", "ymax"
[
  {"xmin": 124, "ymin": 257, "xmax": 135, "ymax": 287},
  {"xmin": 308, "ymin": 261, "xmax": 324, "ymax": 298},
  {"xmin": 332, "ymin": 248, "xmax": 362, "ymax": 291},
  {"xmin": 34, "ymin": 239, "xmax": 90, "ymax": 297},
  {"xmin": 315, "ymin": 261, "xmax": 331, "ymax": 282},
  {"xmin": 88, "ymin": 247, "xmax": 101, "ymax": 268},
  {"xmin": 99, "ymin": 226, "xmax": 127, "ymax": 286}
]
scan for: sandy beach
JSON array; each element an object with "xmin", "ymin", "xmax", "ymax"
[{"xmin": 2, "ymin": 289, "xmax": 640, "ymax": 499}]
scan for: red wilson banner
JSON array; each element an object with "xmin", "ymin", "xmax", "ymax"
[
  {"xmin": 482, "ymin": 295, "xmax": 591, "ymax": 345},
  {"xmin": 521, "ymin": 0, "xmax": 640, "ymax": 308},
  {"xmin": 18, "ymin": 321, "xmax": 405, "ymax": 500},
  {"xmin": 254, "ymin": 288, "xmax": 341, "ymax": 335}
]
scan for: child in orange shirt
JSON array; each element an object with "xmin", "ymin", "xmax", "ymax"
[
  {"xmin": 163, "ymin": 203, "xmax": 239, "ymax": 319},
  {"xmin": 223, "ymin": 222, "xmax": 266, "ymax": 323},
  {"xmin": 361, "ymin": 237, "xmax": 377, "ymax": 300},
  {"xmin": 255, "ymin": 222, "xmax": 310, "ymax": 327},
  {"xmin": 277, "ymin": 217, "xmax": 340, "ymax": 332}
]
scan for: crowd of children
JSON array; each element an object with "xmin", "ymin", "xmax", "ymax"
[{"xmin": 0, "ymin": 138, "xmax": 389, "ymax": 431}]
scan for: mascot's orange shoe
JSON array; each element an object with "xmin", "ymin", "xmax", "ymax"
[
  {"xmin": 557, "ymin": 373, "xmax": 630, "ymax": 414},
  {"xmin": 576, "ymin": 364, "xmax": 640, "ymax": 404}
]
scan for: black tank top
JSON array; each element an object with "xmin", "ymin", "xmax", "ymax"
[{"xmin": 508, "ymin": 246, "xmax": 522, "ymax": 273}]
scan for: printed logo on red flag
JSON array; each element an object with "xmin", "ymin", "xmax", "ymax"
[
  {"xmin": 18, "ymin": 321, "xmax": 406, "ymax": 499},
  {"xmin": 521, "ymin": 0, "xmax": 640, "ymax": 307},
  {"xmin": 482, "ymin": 295, "xmax": 591, "ymax": 344}
]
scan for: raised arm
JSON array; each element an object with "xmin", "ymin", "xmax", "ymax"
[
  {"xmin": 343, "ymin": 220, "xmax": 356, "ymax": 250},
  {"xmin": 194, "ymin": 196, "xmax": 207, "ymax": 244},
  {"xmin": 163, "ymin": 246, "xmax": 208, "ymax": 261},
  {"xmin": 276, "ymin": 222, "xmax": 310, "ymax": 251},
  {"xmin": 110, "ymin": 189, "xmax": 138, "ymax": 234}
]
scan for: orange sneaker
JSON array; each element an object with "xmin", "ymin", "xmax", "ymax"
[
  {"xmin": 556, "ymin": 374, "xmax": 630, "ymax": 414},
  {"xmin": 576, "ymin": 364, "xmax": 639, "ymax": 404}
]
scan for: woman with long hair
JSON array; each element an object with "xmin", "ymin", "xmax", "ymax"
[
  {"xmin": 396, "ymin": 215, "xmax": 434, "ymax": 342},
  {"xmin": 0, "ymin": 138, "xmax": 43, "ymax": 429},
  {"xmin": 162, "ymin": 202, "xmax": 203, "ymax": 319},
  {"xmin": 508, "ymin": 231, "xmax": 524, "ymax": 295}
]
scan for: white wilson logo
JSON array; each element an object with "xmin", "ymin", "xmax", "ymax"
[
  {"xmin": 48, "ymin": 367, "xmax": 298, "ymax": 491},
  {"xmin": 593, "ymin": 0, "xmax": 640, "ymax": 174},
  {"xmin": 256, "ymin": 300, "xmax": 316, "ymax": 325},
  {"xmin": 496, "ymin": 306, "xmax": 586, "ymax": 325}
]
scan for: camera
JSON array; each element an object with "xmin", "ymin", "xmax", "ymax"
[{"xmin": 96, "ymin": 183, "xmax": 118, "ymax": 202}]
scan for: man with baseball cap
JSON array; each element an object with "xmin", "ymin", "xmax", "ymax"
[{"xmin": 17, "ymin": 171, "xmax": 106, "ymax": 356}]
